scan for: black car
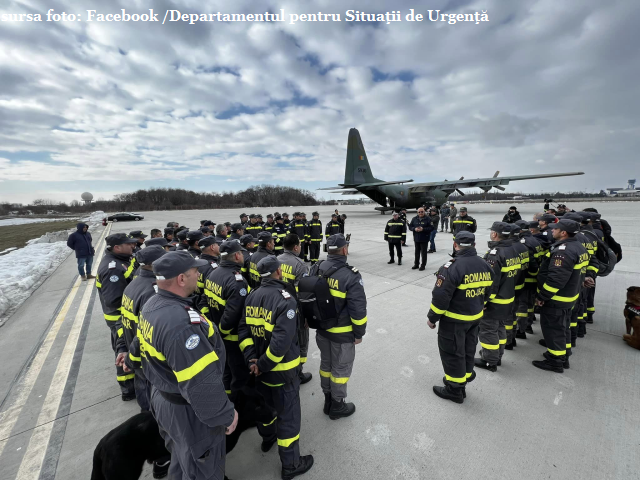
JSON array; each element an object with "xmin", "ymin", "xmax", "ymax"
[{"xmin": 107, "ymin": 212, "xmax": 144, "ymax": 222}]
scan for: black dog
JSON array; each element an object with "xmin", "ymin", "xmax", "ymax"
[{"xmin": 91, "ymin": 386, "xmax": 277, "ymax": 480}]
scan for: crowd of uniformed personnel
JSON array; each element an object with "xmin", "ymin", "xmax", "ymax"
[{"xmin": 94, "ymin": 209, "xmax": 364, "ymax": 480}]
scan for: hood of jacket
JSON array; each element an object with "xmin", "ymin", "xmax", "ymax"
[{"xmin": 76, "ymin": 222, "xmax": 88, "ymax": 232}]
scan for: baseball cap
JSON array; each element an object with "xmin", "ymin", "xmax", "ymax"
[
  {"xmin": 240, "ymin": 213, "xmax": 248, "ymax": 218},
  {"xmin": 152, "ymin": 251, "xmax": 208, "ymax": 280},
  {"xmin": 312, "ymin": 211, "xmax": 319, "ymax": 216},
  {"xmin": 163, "ymin": 227, "xmax": 174, "ymax": 234},
  {"xmin": 257, "ymin": 256, "xmax": 281, "ymax": 277},
  {"xmin": 257, "ymin": 231, "xmax": 273, "ymax": 243},
  {"xmin": 239, "ymin": 234, "xmax": 255, "ymax": 247},
  {"xmin": 203, "ymin": 221, "xmax": 214, "ymax": 227},
  {"xmin": 220, "ymin": 239, "xmax": 243, "ymax": 256},
  {"xmin": 176, "ymin": 229, "xmax": 188, "ymax": 240},
  {"xmin": 540, "ymin": 213, "xmax": 557, "ymax": 224},
  {"xmin": 562, "ymin": 212, "xmax": 583, "ymax": 223},
  {"xmin": 129, "ymin": 230, "xmax": 147, "ymax": 238},
  {"xmin": 106, "ymin": 233, "xmax": 138, "ymax": 247},
  {"xmin": 454, "ymin": 231, "xmax": 475, "ymax": 246},
  {"xmin": 327, "ymin": 234, "xmax": 349, "ymax": 250},
  {"xmin": 186, "ymin": 230, "xmax": 204, "ymax": 242},
  {"xmin": 145, "ymin": 237, "xmax": 170, "ymax": 248},
  {"xmin": 528, "ymin": 221, "xmax": 540, "ymax": 229},
  {"xmin": 547, "ymin": 219, "xmax": 580, "ymax": 234},
  {"xmin": 514, "ymin": 220, "xmax": 530, "ymax": 229},
  {"xmin": 136, "ymin": 245, "xmax": 167, "ymax": 265},
  {"xmin": 460, "ymin": 207, "xmax": 467, "ymax": 212},
  {"xmin": 231, "ymin": 223, "xmax": 243, "ymax": 232},
  {"xmin": 198, "ymin": 236, "xmax": 219, "ymax": 249},
  {"xmin": 488, "ymin": 221, "xmax": 510, "ymax": 235}
]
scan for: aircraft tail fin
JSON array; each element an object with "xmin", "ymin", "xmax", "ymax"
[{"xmin": 344, "ymin": 128, "xmax": 380, "ymax": 186}]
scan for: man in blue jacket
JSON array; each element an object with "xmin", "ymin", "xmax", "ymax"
[
  {"xmin": 67, "ymin": 222, "xmax": 95, "ymax": 280},
  {"xmin": 409, "ymin": 208, "xmax": 433, "ymax": 270}
]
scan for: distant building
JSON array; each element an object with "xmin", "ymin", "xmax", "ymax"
[{"xmin": 606, "ymin": 179, "xmax": 640, "ymax": 197}]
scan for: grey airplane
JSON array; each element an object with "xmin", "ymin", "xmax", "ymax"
[{"xmin": 319, "ymin": 128, "xmax": 584, "ymax": 213}]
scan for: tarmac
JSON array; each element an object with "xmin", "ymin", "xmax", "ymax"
[{"xmin": 0, "ymin": 202, "xmax": 638, "ymax": 480}]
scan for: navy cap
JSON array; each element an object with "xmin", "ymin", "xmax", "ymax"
[
  {"xmin": 327, "ymin": 234, "xmax": 349, "ymax": 250},
  {"xmin": 129, "ymin": 230, "xmax": 147, "ymax": 238},
  {"xmin": 203, "ymin": 221, "xmax": 214, "ymax": 227},
  {"xmin": 198, "ymin": 236, "xmax": 219, "ymax": 249},
  {"xmin": 267, "ymin": 214, "xmax": 273, "ymax": 219},
  {"xmin": 145, "ymin": 237, "xmax": 170, "ymax": 248},
  {"xmin": 136, "ymin": 245, "xmax": 167, "ymax": 265},
  {"xmin": 220, "ymin": 239, "xmax": 243, "ymax": 256},
  {"xmin": 392, "ymin": 211, "xmax": 399, "ymax": 216},
  {"xmin": 454, "ymin": 231, "xmax": 475, "ymax": 246},
  {"xmin": 507, "ymin": 223, "xmax": 522, "ymax": 235},
  {"xmin": 224, "ymin": 222, "xmax": 231, "ymax": 227},
  {"xmin": 200, "ymin": 226, "xmax": 211, "ymax": 233},
  {"xmin": 282, "ymin": 212, "xmax": 289, "ymax": 216},
  {"xmin": 459, "ymin": 206, "xmax": 468, "ymax": 211},
  {"xmin": 239, "ymin": 234, "xmax": 255, "ymax": 247},
  {"xmin": 275, "ymin": 215, "xmax": 283, "ymax": 221},
  {"xmin": 152, "ymin": 251, "xmax": 208, "ymax": 280},
  {"xmin": 528, "ymin": 221, "xmax": 540, "ymax": 229},
  {"xmin": 106, "ymin": 233, "xmax": 138, "ymax": 247},
  {"xmin": 164, "ymin": 227, "xmax": 174, "ymax": 234},
  {"xmin": 240, "ymin": 213, "xmax": 248, "ymax": 218},
  {"xmin": 540, "ymin": 213, "xmax": 557, "ymax": 224},
  {"xmin": 257, "ymin": 231, "xmax": 273, "ymax": 243},
  {"xmin": 257, "ymin": 214, "xmax": 263, "ymax": 218},
  {"xmin": 547, "ymin": 219, "xmax": 580, "ymax": 234},
  {"xmin": 176, "ymin": 229, "xmax": 188, "ymax": 240},
  {"xmin": 488, "ymin": 222, "xmax": 511, "ymax": 235},
  {"xmin": 312, "ymin": 211, "xmax": 319, "ymax": 216},
  {"xmin": 514, "ymin": 220, "xmax": 530, "ymax": 229},
  {"xmin": 231, "ymin": 223, "xmax": 244, "ymax": 232},
  {"xmin": 331, "ymin": 213, "xmax": 338, "ymax": 218},
  {"xmin": 562, "ymin": 212, "xmax": 583, "ymax": 223},
  {"xmin": 257, "ymin": 256, "xmax": 281, "ymax": 277},
  {"xmin": 249, "ymin": 214, "xmax": 256, "ymax": 219},
  {"xmin": 187, "ymin": 230, "xmax": 204, "ymax": 241}
]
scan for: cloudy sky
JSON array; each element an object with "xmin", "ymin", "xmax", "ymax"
[{"xmin": 1, "ymin": 0, "xmax": 638, "ymax": 204}]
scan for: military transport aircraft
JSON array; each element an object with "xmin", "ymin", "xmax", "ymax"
[{"xmin": 319, "ymin": 128, "xmax": 584, "ymax": 213}]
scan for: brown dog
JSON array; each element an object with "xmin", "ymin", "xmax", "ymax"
[{"xmin": 623, "ymin": 286, "xmax": 640, "ymax": 350}]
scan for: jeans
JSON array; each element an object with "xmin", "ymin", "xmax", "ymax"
[
  {"xmin": 77, "ymin": 256, "xmax": 94, "ymax": 276},
  {"xmin": 429, "ymin": 230, "xmax": 437, "ymax": 251},
  {"xmin": 414, "ymin": 242, "xmax": 428, "ymax": 267}
]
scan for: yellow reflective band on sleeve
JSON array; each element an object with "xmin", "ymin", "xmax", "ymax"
[
  {"xmin": 587, "ymin": 307, "xmax": 595, "ymax": 312},
  {"xmin": 250, "ymin": 268, "xmax": 260, "ymax": 278},
  {"xmin": 272, "ymin": 357, "xmax": 301, "ymax": 372},
  {"xmin": 543, "ymin": 283, "xmax": 559, "ymax": 293},
  {"xmin": 104, "ymin": 313, "xmax": 120, "ymax": 322},
  {"xmin": 515, "ymin": 283, "xmax": 525, "ymax": 290},
  {"xmin": 123, "ymin": 261, "xmax": 135, "ymax": 279},
  {"xmin": 505, "ymin": 325, "xmax": 513, "ymax": 330},
  {"xmin": 219, "ymin": 326, "xmax": 232, "ymax": 335},
  {"xmin": 351, "ymin": 316, "xmax": 367, "ymax": 325},
  {"xmin": 489, "ymin": 296, "xmax": 515, "ymax": 304},
  {"xmin": 311, "ymin": 238, "xmax": 322, "ymax": 241},
  {"xmin": 223, "ymin": 334, "xmax": 239, "ymax": 342},
  {"xmin": 173, "ymin": 350, "xmax": 219, "ymax": 382},
  {"xmin": 566, "ymin": 343, "xmax": 572, "ymax": 349},
  {"xmin": 587, "ymin": 266, "xmax": 598, "ymax": 272},
  {"xmin": 525, "ymin": 278, "xmax": 538, "ymax": 283},
  {"xmin": 457, "ymin": 281, "xmax": 493, "ymax": 289},
  {"xmin": 490, "ymin": 294, "xmax": 496, "ymax": 299},
  {"xmin": 277, "ymin": 434, "xmax": 300, "ymax": 448},
  {"xmin": 570, "ymin": 322, "xmax": 578, "ymax": 327},
  {"xmin": 465, "ymin": 372, "xmax": 473, "ymax": 379},
  {"xmin": 480, "ymin": 342, "xmax": 499, "ymax": 350},
  {"xmin": 138, "ymin": 334, "xmax": 166, "ymax": 361},
  {"xmin": 247, "ymin": 286, "xmax": 252, "ymax": 293},
  {"xmin": 501, "ymin": 265, "xmax": 521, "ymax": 272},
  {"xmin": 319, "ymin": 370, "xmax": 331, "ymax": 378},
  {"xmin": 388, "ymin": 235, "xmax": 403, "ymax": 239},
  {"xmin": 117, "ymin": 374, "xmax": 135, "ymax": 382},
  {"xmin": 263, "ymin": 416, "xmax": 277, "ymax": 427},
  {"xmin": 225, "ymin": 390, "xmax": 232, "ymax": 395},
  {"xmin": 326, "ymin": 325, "xmax": 353, "ymax": 333},
  {"xmin": 117, "ymin": 328, "xmax": 123, "ymax": 337},
  {"xmin": 445, "ymin": 310, "xmax": 483, "ymax": 321},
  {"xmin": 239, "ymin": 338, "xmax": 254, "ymax": 352},
  {"xmin": 430, "ymin": 303, "xmax": 446, "ymax": 314},
  {"xmin": 200, "ymin": 306, "xmax": 210, "ymax": 314},
  {"xmin": 205, "ymin": 290, "xmax": 227, "ymax": 306},
  {"xmin": 241, "ymin": 267, "xmax": 247, "ymax": 273},
  {"xmin": 516, "ymin": 313, "xmax": 529, "ymax": 317},
  {"xmin": 129, "ymin": 352, "xmax": 141, "ymax": 362},
  {"xmin": 574, "ymin": 261, "xmax": 589, "ymax": 270},
  {"xmin": 95, "ymin": 280, "xmax": 102, "ymax": 288},
  {"xmin": 330, "ymin": 375, "xmax": 349, "ymax": 384},
  {"xmin": 266, "ymin": 346, "xmax": 284, "ymax": 363},
  {"xmin": 499, "ymin": 339, "xmax": 507, "ymax": 345},
  {"xmin": 551, "ymin": 293, "xmax": 580, "ymax": 303},
  {"xmin": 329, "ymin": 289, "xmax": 346, "ymax": 299},
  {"xmin": 547, "ymin": 348, "xmax": 566, "ymax": 356},
  {"xmin": 122, "ymin": 309, "xmax": 138, "ymax": 322},
  {"xmin": 527, "ymin": 308, "xmax": 535, "ymax": 313},
  {"xmin": 445, "ymin": 374, "xmax": 466, "ymax": 384},
  {"xmin": 300, "ymin": 357, "xmax": 307, "ymax": 364}
]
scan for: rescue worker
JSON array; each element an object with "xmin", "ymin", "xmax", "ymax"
[
  {"xmin": 246, "ymin": 214, "xmax": 263, "ymax": 239},
  {"xmin": 214, "ymin": 224, "xmax": 228, "ymax": 245},
  {"xmin": 129, "ymin": 230, "xmax": 147, "ymax": 253},
  {"xmin": 439, "ymin": 204, "xmax": 450, "ymax": 232},
  {"xmin": 282, "ymin": 212, "xmax": 291, "ymax": 228},
  {"xmin": 449, "ymin": 203, "xmax": 458, "ymax": 232},
  {"xmin": 534, "ymin": 219, "xmax": 588, "ymax": 372},
  {"xmin": 474, "ymin": 222, "xmax": 520, "ymax": 372},
  {"xmin": 248, "ymin": 232, "xmax": 276, "ymax": 289},
  {"xmin": 504, "ymin": 224, "xmax": 530, "ymax": 350},
  {"xmin": 514, "ymin": 220, "xmax": 543, "ymax": 337},
  {"xmin": 205, "ymin": 240, "xmax": 251, "ymax": 398},
  {"xmin": 224, "ymin": 222, "xmax": 232, "ymax": 238},
  {"xmin": 427, "ymin": 232, "xmax": 494, "ymax": 403},
  {"xmin": 194, "ymin": 236, "xmax": 220, "ymax": 316},
  {"xmin": 289, "ymin": 214, "xmax": 308, "ymax": 261},
  {"xmin": 451, "ymin": 207, "xmax": 477, "ymax": 235},
  {"xmin": 537, "ymin": 213, "xmax": 557, "ymax": 250},
  {"xmin": 96, "ymin": 233, "xmax": 138, "ymax": 400},
  {"xmin": 273, "ymin": 215, "xmax": 288, "ymax": 256},
  {"xmin": 229, "ymin": 223, "xmax": 245, "ymax": 241},
  {"xmin": 502, "ymin": 206, "xmax": 522, "ymax": 223},
  {"xmin": 239, "ymin": 234, "xmax": 254, "ymax": 282},
  {"xmin": 427, "ymin": 207, "xmax": 440, "ymax": 253},
  {"xmin": 237, "ymin": 256, "xmax": 314, "ymax": 479},
  {"xmin": 175, "ymin": 229, "xmax": 189, "ymax": 251},
  {"xmin": 239, "ymin": 213, "xmax": 249, "ymax": 228},
  {"xmin": 312, "ymin": 234, "xmax": 367, "ymax": 419},
  {"xmin": 307, "ymin": 212, "xmax": 323, "ymax": 264},
  {"xmin": 325, "ymin": 214, "xmax": 341, "ymax": 240},
  {"xmin": 163, "ymin": 228, "xmax": 175, "ymax": 245},
  {"xmin": 145, "ymin": 237, "xmax": 172, "ymax": 251},
  {"xmin": 408, "ymin": 207, "xmax": 433, "ymax": 270},
  {"xmin": 134, "ymin": 251, "xmax": 238, "ymax": 480},
  {"xmin": 186, "ymin": 230, "xmax": 204, "ymax": 258},
  {"xmin": 339, "ymin": 214, "xmax": 347, "ymax": 234},
  {"xmin": 582, "ymin": 209, "xmax": 607, "ymax": 324},
  {"xmin": 399, "ymin": 209, "xmax": 408, "ymax": 246},
  {"xmin": 384, "ymin": 212, "xmax": 406, "ymax": 265},
  {"xmin": 264, "ymin": 214, "xmax": 276, "ymax": 234},
  {"xmin": 577, "ymin": 211, "xmax": 602, "ymax": 328},
  {"xmin": 279, "ymin": 234, "xmax": 312, "ymax": 385}
]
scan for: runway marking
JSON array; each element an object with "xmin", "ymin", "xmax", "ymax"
[
  {"xmin": 400, "ymin": 366, "xmax": 414, "ymax": 378},
  {"xmin": 417, "ymin": 355, "xmax": 430, "ymax": 364},
  {"xmin": 0, "ymin": 224, "xmax": 109, "ymax": 459},
  {"xmin": 554, "ymin": 391, "xmax": 563, "ymax": 406},
  {"xmin": 412, "ymin": 432, "xmax": 435, "ymax": 452},
  {"xmin": 365, "ymin": 424, "xmax": 391, "ymax": 446}
]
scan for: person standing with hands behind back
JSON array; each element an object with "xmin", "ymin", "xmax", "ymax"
[{"xmin": 409, "ymin": 208, "xmax": 433, "ymax": 270}]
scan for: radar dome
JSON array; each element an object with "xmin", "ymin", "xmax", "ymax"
[{"xmin": 81, "ymin": 192, "xmax": 93, "ymax": 201}]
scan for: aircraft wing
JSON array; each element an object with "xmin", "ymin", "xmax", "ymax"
[
  {"xmin": 408, "ymin": 172, "xmax": 584, "ymax": 194},
  {"xmin": 327, "ymin": 189, "xmax": 361, "ymax": 194}
]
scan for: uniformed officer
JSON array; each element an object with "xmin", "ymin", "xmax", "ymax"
[
  {"xmin": 385, "ymin": 212, "xmax": 406, "ymax": 265},
  {"xmin": 474, "ymin": 222, "xmax": 520, "ymax": 371},
  {"xmin": 427, "ymin": 232, "xmax": 494, "ymax": 403},
  {"xmin": 264, "ymin": 214, "xmax": 276, "ymax": 234},
  {"xmin": 325, "ymin": 214, "xmax": 341, "ymax": 241},
  {"xmin": 96, "ymin": 233, "xmax": 138, "ymax": 400},
  {"xmin": 282, "ymin": 212, "xmax": 291, "ymax": 228},
  {"xmin": 306, "ymin": 212, "xmax": 323, "ymax": 264},
  {"xmin": 248, "ymin": 232, "xmax": 276, "ymax": 289},
  {"xmin": 514, "ymin": 220, "xmax": 544, "ymax": 337},
  {"xmin": 537, "ymin": 213, "xmax": 557, "ymax": 250},
  {"xmin": 227, "ymin": 223, "xmax": 243, "ymax": 241},
  {"xmin": 211, "ymin": 224, "xmax": 225, "ymax": 245},
  {"xmin": 163, "ymin": 228, "xmax": 175, "ymax": 245},
  {"xmin": 279, "ymin": 234, "xmax": 313, "ymax": 385},
  {"xmin": 505, "ymin": 223, "xmax": 529, "ymax": 350},
  {"xmin": 129, "ymin": 230, "xmax": 147, "ymax": 253},
  {"xmin": 581, "ymin": 209, "xmax": 605, "ymax": 324},
  {"xmin": 534, "ymin": 219, "xmax": 588, "ymax": 372},
  {"xmin": 289, "ymin": 214, "xmax": 308, "ymax": 261},
  {"xmin": 185, "ymin": 230, "xmax": 203, "ymax": 258},
  {"xmin": 145, "ymin": 237, "xmax": 172, "ymax": 251},
  {"xmin": 194, "ymin": 236, "xmax": 220, "ymax": 316},
  {"xmin": 408, "ymin": 207, "xmax": 433, "ymax": 270},
  {"xmin": 175, "ymin": 229, "xmax": 189, "ymax": 251},
  {"xmin": 257, "ymin": 213, "xmax": 265, "ymax": 228},
  {"xmin": 244, "ymin": 214, "xmax": 261, "ymax": 239},
  {"xmin": 238, "ymin": 234, "xmax": 255, "ymax": 283},
  {"xmin": 273, "ymin": 215, "xmax": 288, "ymax": 256},
  {"xmin": 451, "ymin": 207, "xmax": 477, "ymax": 235},
  {"xmin": 576, "ymin": 211, "xmax": 601, "ymax": 329},
  {"xmin": 205, "ymin": 240, "xmax": 251, "ymax": 399},
  {"xmin": 135, "ymin": 251, "xmax": 237, "ymax": 480},
  {"xmin": 312, "ymin": 234, "xmax": 367, "ymax": 419},
  {"xmin": 239, "ymin": 212, "xmax": 249, "ymax": 229},
  {"xmin": 200, "ymin": 226, "xmax": 212, "ymax": 237},
  {"xmin": 238, "ymin": 256, "xmax": 315, "ymax": 479}
]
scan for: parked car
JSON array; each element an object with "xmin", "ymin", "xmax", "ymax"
[{"xmin": 107, "ymin": 212, "xmax": 144, "ymax": 222}]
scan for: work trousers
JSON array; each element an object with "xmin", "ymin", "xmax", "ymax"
[
  {"xmin": 151, "ymin": 389, "xmax": 226, "ymax": 480},
  {"xmin": 224, "ymin": 339, "xmax": 250, "ymax": 397},
  {"xmin": 308, "ymin": 242, "xmax": 321, "ymax": 263},
  {"xmin": 438, "ymin": 320, "xmax": 479, "ymax": 390},
  {"xmin": 77, "ymin": 256, "xmax": 94, "ymax": 276},
  {"xmin": 429, "ymin": 230, "xmax": 437, "ymax": 251},
  {"xmin": 316, "ymin": 333, "xmax": 355, "ymax": 401},
  {"xmin": 540, "ymin": 305, "xmax": 570, "ymax": 367},
  {"xmin": 577, "ymin": 285, "xmax": 588, "ymax": 336},
  {"xmin": 388, "ymin": 242, "xmax": 402, "ymax": 260},
  {"xmin": 414, "ymin": 242, "xmax": 428, "ymax": 267},
  {"xmin": 516, "ymin": 286, "xmax": 534, "ymax": 333},
  {"xmin": 302, "ymin": 242, "xmax": 309, "ymax": 260},
  {"xmin": 109, "ymin": 324, "xmax": 135, "ymax": 396},
  {"xmin": 134, "ymin": 370, "xmax": 151, "ymax": 412},
  {"xmin": 299, "ymin": 324, "xmax": 309, "ymax": 365},
  {"xmin": 570, "ymin": 288, "xmax": 586, "ymax": 346},
  {"xmin": 440, "ymin": 217, "xmax": 449, "ymax": 231},
  {"xmin": 478, "ymin": 308, "xmax": 502, "ymax": 366},
  {"xmin": 586, "ymin": 279, "xmax": 596, "ymax": 321},
  {"xmin": 256, "ymin": 377, "xmax": 302, "ymax": 469}
]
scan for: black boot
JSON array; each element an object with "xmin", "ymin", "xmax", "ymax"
[
  {"xmin": 512, "ymin": 338, "xmax": 517, "ymax": 347},
  {"xmin": 474, "ymin": 357, "xmax": 497, "ymax": 372},
  {"xmin": 398, "ymin": 258, "xmax": 402, "ymax": 265},
  {"xmin": 526, "ymin": 326, "xmax": 534, "ymax": 334},
  {"xmin": 432, "ymin": 385, "xmax": 464, "ymax": 404},
  {"xmin": 299, "ymin": 371, "xmax": 312, "ymax": 385},
  {"xmin": 505, "ymin": 343, "xmax": 513, "ymax": 350},
  {"xmin": 261, "ymin": 436, "xmax": 277, "ymax": 452},
  {"xmin": 585, "ymin": 314, "xmax": 594, "ymax": 324},
  {"xmin": 153, "ymin": 459, "xmax": 171, "ymax": 479},
  {"xmin": 532, "ymin": 359, "xmax": 563, "ymax": 373},
  {"xmin": 563, "ymin": 358, "xmax": 570, "ymax": 369},
  {"xmin": 323, "ymin": 393, "xmax": 332, "ymax": 415},
  {"xmin": 516, "ymin": 332, "xmax": 527, "ymax": 339},
  {"xmin": 412, "ymin": 264, "xmax": 419, "ymax": 269},
  {"xmin": 418, "ymin": 265, "xmax": 426, "ymax": 271},
  {"xmin": 387, "ymin": 257, "xmax": 395, "ymax": 264},
  {"xmin": 538, "ymin": 339, "xmax": 547, "ymax": 347},
  {"xmin": 281, "ymin": 455, "xmax": 314, "ymax": 480},
  {"xmin": 329, "ymin": 399, "xmax": 356, "ymax": 419}
]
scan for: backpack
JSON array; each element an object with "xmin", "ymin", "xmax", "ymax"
[
  {"xmin": 605, "ymin": 235, "xmax": 623, "ymax": 263},
  {"xmin": 583, "ymin": 230, "xmax": 617, "ymax": 277},
  {"xmin": 297, "ymin": 261, "xmax": 348, "ymax": 330}
]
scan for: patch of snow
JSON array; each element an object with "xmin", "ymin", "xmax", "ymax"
[
  {"xmin": 0, "ymin": 241, "xmax": 72, "ymax": 324},
  {"xmin": 0, "ymin": 218, "xmax": 77, "ymax": 227},
  {"xmin": 0, "ymin": 247, "xmax": 18, "ymax": 255},
  {"xmin": 83, "ymin": 211, "xmax": 106, "ymax": 225}
]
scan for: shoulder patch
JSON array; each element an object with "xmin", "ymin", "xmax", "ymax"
[
  {"xmin": 286, "ymin": 309, "xmax": 295, "ymax": 319},
  {"xmin": 239, "ymin": 288, "xmax": 247, "ymax": 297},
  {"xmin": 436, "ymin": 278, "xmax": 444, "ymax": 287},
  {"xmin": 187, "ymin": 309, "xmax": 201, "ymax": 324},
  {"xmin": 444, "ymin": 262, "xmax": 452, "ymax": 269},
  {"xmin": 281, "ymin": 290, "xmax": 291, "ymax": 299},
  {"xmin": 185, "ymin": 334, "xmax": 200, "ymax": 350},
  {"xmin": 543, "ymin": 232, "xmax": 548, "ymax": 236},
  {"xmin": 108, "ymin": 261, "xmax": 116, "ymax": 269},
  {"xmin": 359, "ymin": 278, "xmax": 364, "ymax": 286},
  {"xmin": 351, "ymin": 267, "xmax": 358, "ymax": 273},
  {"xmin": 235, "ymin": 273, "xmax": 243, "ymax": 281},
  {"xmin": 520, "ymin": 238, "xmax": 526, "ymax": 243},
  {"xmin": 490, "ymin": 249, "xmax": 497, "ymax": 255},
  {"xmin": 559, "ymin": 245, "xmax": 566, "ymax": 250},
  {"xmin": 109, "ymin": 275, "xmax": 119, "ymax": 283},
  {"xmin": 211, "ymin": 262, "xmax": 218, "ymax": 268}
]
